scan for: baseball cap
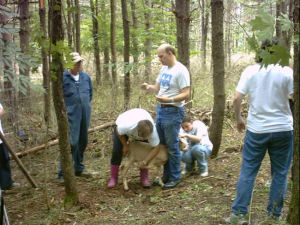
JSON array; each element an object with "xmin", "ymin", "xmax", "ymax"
[{"xmin": 70, "ymin": 52, "xmax": 84, "ymax": 63}]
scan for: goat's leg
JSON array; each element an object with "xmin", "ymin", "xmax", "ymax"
[{"xmin": 121, "ymin": 159, "xmax": 134, "ymax": 191}]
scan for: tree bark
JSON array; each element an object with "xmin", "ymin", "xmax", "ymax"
[
  {"xmin": 199, "ymin": 0, "xmax": 209, "ymax": 71},
  {"xmin": 18, "ymin": 0, "xmax": 31, "ymax": 104},
  {"xmin": 121, "ymin": 0, "xmax": 131, "ymax": 108},
  {"xmin": 174, "ymin": 0, "xmax": 190, "ymax": 71},
  {"xmin": 74, "ymin": 0, "xmax": 81, "ymax": 54},
  {"xmin": 110, "ymin": 0, "xmax": 117, "ymax": 85},
  {"xmin": 49, "ymin": 0, "xmax": 79, "ymax": 207},
  {"xmin": 39, "ymin": 0, "xmax": 51, "ymax": 125},
  {"xmin": 90, "ymin": 0, "xmax": 101, "ymax": 85},
  {"xmin": 209, "ymin": 0, "xmax": 225, "ymax": 158},
  {"xmin": 144, "ymin": 0, "xmax": 152, "ymax": 82},
  {"xmin": 130, "ymin": 0, "xmax": 139, "ymax": 77},
  {"xmin": 66, "ymin": 0, "xmax": 73, "ymax": 48},
  {"xmin": 287, "ymin": 0, "xmax": 299, "ymax": 223},
  {"xmin": 100, "ymin": 0, "xmax": 110, "ymax": 82}
]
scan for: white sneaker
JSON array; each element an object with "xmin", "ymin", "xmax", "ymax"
[
  {"xmin": 200, "ymin": 171, "xmax": 208, "ymax": 177},
  {"xmin": 181, "ymin": 169, "xmax": 192, "ymax": 176}
]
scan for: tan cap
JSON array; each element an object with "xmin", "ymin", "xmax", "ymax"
[{"xmin": 70, "ymin": 52, "xmax": 83, "ymax": 63}]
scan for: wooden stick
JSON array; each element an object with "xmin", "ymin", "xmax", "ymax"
[
  {"xmin": 16, "ymin": 121, "xmax": 115, "ymax": 158},
  {"xmin": 0, "ymin": 132, "xmax": 38, "ymax": 188}
]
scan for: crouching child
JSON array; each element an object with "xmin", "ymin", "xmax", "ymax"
[{"xmin": 180, "ymin": 116, "xmax": 213, "ymax": 176}]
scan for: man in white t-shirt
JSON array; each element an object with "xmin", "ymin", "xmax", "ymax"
[
  {"xmin": 107, "ymin": 108, "xmax": 161, "ymax": 188},
  {"xmin": 179, "ymin": 116, "xmax": 213, "ymax": 177},
  {"xmin": 0, "ymin": 103, "xmax": 20, "ymax": 190},
  {"xmin": 141, "ymin": 44, "xmax": 190, "ymax": 189},
  {"xmin": 226, "ymin": 38, "xmax": 294, "ymax": 224}
]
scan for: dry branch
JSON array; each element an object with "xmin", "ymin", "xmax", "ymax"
[{"xmin": 16, "ymin": 121, "xmax": 115, "ymax": 158}]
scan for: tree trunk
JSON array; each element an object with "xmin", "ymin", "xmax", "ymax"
[
  {"xmin": 18, "ymin": 0, "xmax": 31, "ymax": 104},
  {"xmin": 0, "ymin": 1, "xmax": 19, "ymax": 133},
  {"xmin": 39, "ymin": 0, "xmax": 51, "ymax": 124},
  {"xmin": 199, "ymin": 0, "xmax": 209, "ymax": 71},
  {"xmin": 74, "ymin": 0, "xmax": 81, "ymax": 54},
  {"xmin": 174, "ymin": 0, "xmax": 190, "ymax": 71},
  {"xmin": 49, "ymin": 0, "xmax": 79, "ymax": 207},
  {"xmin": 66, "ymin": 0, "xmax": 73, "ymax": 48},
  {"xmin": 209, "ymin": 0, "xmax": 225, "ymax": 158},
  {"xmin": 100, "ymin": 0, "xmax": 110, "ymax": 82},
  {"xmin": 287, "ymin": 1, "xmax": 299, "ymax": 223},
  {"xmin": 90, "ymin": 0, "xmax": 101, "ymax": 86},
  {"xmin": 144, "ymin": 0, "xmax": 152, "ymax": 82},
  {"xmin": 130, "ymin": 0, "xmax": 139, "ymax": 77},
  {"xmin": 110, "ymin": 0, "xmax": 117, "ymax": 85},
  {"xmin": 121, "ymin": 0, "xmax": 130, "ymax": 108}
]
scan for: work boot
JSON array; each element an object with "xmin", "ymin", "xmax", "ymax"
[
  {"xmin": 140, "ymin": 169, "xmax": 151, "ymax": 188},
  {"xmin": 107, "ymin": 165, "xmax": 119, "ymax": 188}
]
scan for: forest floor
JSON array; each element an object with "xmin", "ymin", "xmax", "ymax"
[{"xmin": 2, "ymin": 56, "xmax": 292, "ymax": 225}]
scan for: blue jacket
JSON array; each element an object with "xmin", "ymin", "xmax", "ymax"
[{"xmin": 62, "ymin": 70, "xmax": 93, "ymax": 123}]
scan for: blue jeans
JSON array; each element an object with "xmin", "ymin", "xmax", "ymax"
[
  {"xmin": 156, "ymin": 105, "xmax": 184, "ymax": 182},
  {"xmin": 182, "ymin": 144, "xmax": 211, "ymax": 172},
  {"xmin": 0, "ymin": 144, "xmax": 13, "ymax": 189},
  {"xmin": 232, "ymin": 130, "xmax": 293, "ymax": 216}
]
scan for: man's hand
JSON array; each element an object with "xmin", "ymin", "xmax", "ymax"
[
  {"xmin": 236, "ymin": 117, "xmax": 245, "ymax": 133},
  {"xmin": 179, "ymin": 133, "xmax": 187, "ymax": 138},
  {"xmin": 122, "ymin": 145, "xmax": 130, "ymax": 156},
  {"xmin": 141, "ymin": 83, "xmax": 149, "ymax": 90},
  {"xmin": 138, "ymin": 160, "xmax": 148, "ymax": 169},
  {"xmin": 155, "ymin": 95, "xmax": 171, "ymax": 103}
]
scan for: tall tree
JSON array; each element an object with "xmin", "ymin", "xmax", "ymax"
[
  {"xmin": 199, "ymin": 0, "xmax": 209, "ymax": 71},
  {"xmin": 209, "ymin": 0, "xmax": 225, "ymax": 158},
  {"xmin": 287, "ymin": 1, "xmax": 299, "ymax": 223},
  {"xmin": 143, "ymin": 0, "xmax": 152, "ymax": 82},
  {"xmin": 130, "ymin": 0, "xmax": 139, "ymax": 77},
  {"xmin": 121, "ymin": 0, "xmax": 130, "ymax": 108},
  {"xmin": 74, "ymin": 0, "xmax": 81, "ymax": 54},
  {"xmin": 18, "ymin": 0, "xmax": 31, "ymax": 104},
  {"xmin": 110, "ymin": 0, "xmax": 117, "ymax": 85},
  {"xmin": 0, "ymin": 0, "xmax": 19, "ymax": 132},
  {"xmin": 174, "ymin": 0, "xmax": 190, "ymax": 71},
  {"xmin": 49, "ymin": 0, "xmax": 79, "ymax": 207},
  {"xmin": 66, "ymin": 0, "xmax": 73, "ymax": 48},
  {"xmin": 100, "ymin": 0, "xmax": 110, "ymax": 82},
  {"xmin": 39, "ymin": 0, "xmax": 50, "ymax": 124},
  {"xmin": 90, "ymin": 0, "xmax": 101, "ymax": 85}
]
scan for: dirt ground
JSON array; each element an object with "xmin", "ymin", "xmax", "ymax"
[{"xmin": 3, "ymin": 119, "xmax": 292, "ymax": 225}]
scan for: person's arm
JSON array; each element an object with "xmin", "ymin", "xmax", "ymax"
[
  {"xmin": 233, "ymin": 91, "xmax": 245, "ymax": 133},
  {"xmin": 141, "ymin": 82, "xmax": 160, "ymax": 94},
  {"xmin": 0, "ymin": 107, "xmax": 4, "ymax": 118},
  {"xmin": 179, "ymin": 132, "xmax": 201, "ymax": 143},
  {"xmin": 139, "ymin": 145, "xmax": 161, "ymax": 169},
  {"xmin": 155, "ymin": 87, "xmax": 190, "ymax": 103}
]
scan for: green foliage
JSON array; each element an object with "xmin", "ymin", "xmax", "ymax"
[
  {"xmin": 247, "ymin": 9, "xmax": 293, "ymax": 67},
  {"xmin": 0, "ymin": 6, "xmax": 43, "ymax": 94}
]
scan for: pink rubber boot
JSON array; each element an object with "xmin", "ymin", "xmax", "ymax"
[
  {"xmin": 107, "ymin": 165, "xmax": 119, "ymax": 187},
  {"xmin": 140, "ymin": 169, "xmax": 151, "ymax": 188}
]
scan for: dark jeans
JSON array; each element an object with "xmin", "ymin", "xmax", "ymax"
[
  {"xmin": 110, "ymin": 127, "xmax": 128, "ymax": 165},
  {"xmin": 0, "ymin": 144, "xmax": 13, "ymax": 189}
]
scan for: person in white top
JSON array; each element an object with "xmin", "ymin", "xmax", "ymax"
[
  {"xmin": 141, "ymin": 44, "xmax": 190, "ymax": 190},
  {"xmin": 179, "ymin": 116, "xmax": 212, "ymax": 177},
  {"xmin": 107, "ymin": 108, "xmax": 161, "ymax": 188},
  {"xmin": 226, "ymin": 38, "xmax": 294, "ymax": 224},
  {"xmin": 0, "ymin": 103, "xmax": 20, "ymax": 190}
]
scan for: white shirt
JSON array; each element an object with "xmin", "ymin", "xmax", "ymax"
[
  {"xmin": 116, "ymin": 108, "xmax": 160, "ymax": 147},
  {"xmin": 236, "ymin": 64, "xmax": 293, "ymax": 133},
  {"xmin": 180, "ymin": 120, "xmax": 213, "ymax": 150},
  {"xmin": 156, "ymin": 61, "xmax": 190, "ymax": 107},
  {"xmin": 0, "ymin": 103, "xmax": 4, "ymax": 144}
]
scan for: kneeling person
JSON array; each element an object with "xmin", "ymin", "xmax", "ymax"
[
  {"xmin": 108, "ymin": 108, "xmax": 160, "ymax": 188},
  {"xmin": 180, "ymin": 116, "xmax": 212, "ymax": 176}
]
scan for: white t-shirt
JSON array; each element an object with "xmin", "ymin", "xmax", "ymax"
[
  {"xmin": 180, "ymin": 120, "xmax": 213, "ymax": 150},
  {"xmin": 156, "ymin": 61, "xmax": 190, "ymax": 107},
  {"xmin": 0, "ymin": 103, "xmax": 4, "ymax": 144},
  {"xmin": 236, "ymin": 64, "xmax": 293, "ymax": 133},
  {"xmin": 116, "ymin": 108, "xmax": 160, "ymax": 147}
]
